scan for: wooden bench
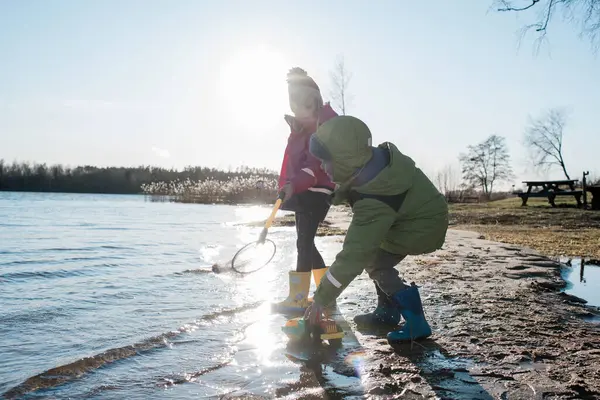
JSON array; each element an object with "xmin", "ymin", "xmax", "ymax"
[
  {"xmin": 515, "ymin": 190, "xmax": 583, "ymax": 207},
  {"xmin": 514, "ymin": 180, "xmax": 582, "ymax": 207}
]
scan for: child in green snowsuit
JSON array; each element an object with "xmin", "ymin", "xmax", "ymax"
[{"xmin": 304, "ymin": 115, "xmax": 448, "ymax": 343}]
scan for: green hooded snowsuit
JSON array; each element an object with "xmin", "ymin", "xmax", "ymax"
[{"xmin": 311, "ymin": 116, "xmax": 449, "ymax": 307}]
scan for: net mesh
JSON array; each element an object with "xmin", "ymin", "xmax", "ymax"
[{"xmin": 231, "ymin": 239, "xmax": 276, "ymax": 273}]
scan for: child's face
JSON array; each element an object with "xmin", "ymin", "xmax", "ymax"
[
  {"xmin": 289, "ymin": 86, "xmax": 319, "ymax": 123},
  {"xmin": 292, "ymin": 105, "xmax": 317, "ymax": 124}
]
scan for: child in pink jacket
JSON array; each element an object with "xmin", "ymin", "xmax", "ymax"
[{"xmin": 272, "ymin": 67, "xmax": 338, "ymax": 314}]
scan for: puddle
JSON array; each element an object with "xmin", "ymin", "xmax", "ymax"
[{"xmin": 561, "ymin": 258, "xmax": 600, "ymax": 308}]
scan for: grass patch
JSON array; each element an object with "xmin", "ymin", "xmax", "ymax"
[{"xmin": 451, "ymin": 197, "xmax": 600, "ymax": 259}]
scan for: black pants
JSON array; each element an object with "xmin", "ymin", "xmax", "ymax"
[
  {"xmin": 366, "ymin": 249, "xmax": 408, "ymax": 296},
  {"xmin": 285, "ymin": 191, "xmax": 331, "ymax": 273}
]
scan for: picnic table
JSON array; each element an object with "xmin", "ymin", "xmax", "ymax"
[
  {"xmin": 514, "ymin": 180, "xmax": 582, "ymax": 207},
  {"xmin": 587, "ymin": 185, "xmax": 600, "ymax": 210}
]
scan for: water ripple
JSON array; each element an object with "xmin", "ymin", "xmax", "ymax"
[
  {"xmin": 0, "ymin": 263, "xmax": 122, "ymax": 283},
  {"xmin": 0, "ymin": 306, "xmax": 70, "ymax": 326},
  {"xmin": 1, "ymin": 302, "xmax": 262, "ymax": 399}
]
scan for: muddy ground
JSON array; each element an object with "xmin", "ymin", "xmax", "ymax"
[
  {"xmin": 253, "ymin": 204, "xmax": 600, "ymax": 399},
  {"xmin": 337, "ymin": 229, "xmax": 600, "ymax": 399}
]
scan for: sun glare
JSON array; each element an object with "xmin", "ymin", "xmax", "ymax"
[{"xmin": 218, "ymin": 45, "xmax": 290, "ymax": 126}]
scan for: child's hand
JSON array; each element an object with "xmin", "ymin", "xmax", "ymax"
[
  {"xmin": 279, "ymin": 182, "xmax": 294, "ymax": 202},
  {"xmin": 304, "ymin": 302, "xmax": 325, "ymax": 325}
]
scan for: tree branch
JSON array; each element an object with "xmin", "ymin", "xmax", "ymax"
[
  {"xmin": 498, "ymin": 0, "xmax": 541, "ymax": 12},
  {"xmin": 536, "ymin": 0, "xmax": 557, "ymax": 32},
  {"xmin": 496, "ymin": 0, "xmax": 600, "ymax": 51},
  {"xmin": 524, "ymin": 107, "xmax": 571, "ymax": 179}
]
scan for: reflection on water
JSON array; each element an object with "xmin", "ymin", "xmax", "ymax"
[
  {"xmin": 562, "ymin": 258, "xmax": 600, "ymax": 307},
  {"xmin": 244, "ymin": 304, "xmax": 280, "ymax": 366}
]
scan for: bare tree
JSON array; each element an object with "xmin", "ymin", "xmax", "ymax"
[
  {"xmin": 434, "ymin": 164, "xmax": 461, "ymax": 196},
  {"xmin": 329, "ymin": 55, "xmax": 353, "ymax": 115},
  {"xmin": 524, "ymin": 107, "xmax": 571, "ymax": 180},
  {"xmin": 494, "ymin": 0, "xmax": 600, "ymax": 51},
  {"xmin": 459, "ymin": 135, "xmax": 514, "ymax": 198}
]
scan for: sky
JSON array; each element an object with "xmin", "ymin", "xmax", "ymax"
[{"xmin": 1, "ymin": 0, "xmax": 598, "ymax": 188}]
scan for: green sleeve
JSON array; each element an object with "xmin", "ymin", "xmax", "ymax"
[
  {"xmin": 313, "ymin": 198, "xmax": 396, "ymax": 306},
  {"xmin": 330, "ymin": 187, "xmax": 349, "ymax": 206}
]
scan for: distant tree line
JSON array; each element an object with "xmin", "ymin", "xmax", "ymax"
[{"xmin": 0, "ymin": 160, "xmax": 277, "ymax": 194}]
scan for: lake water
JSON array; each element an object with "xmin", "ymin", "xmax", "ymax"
[
  {"xmin": 0, "ymin": 192, "xmax": 364, "ymax": 399},
  {"xmin": 2, "ymin": 192, "xmax": 599, "ymax": 399}
]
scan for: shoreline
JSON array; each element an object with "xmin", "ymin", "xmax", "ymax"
[
  {"xmin": 259, "ymin": 200, "xmax": 600, "ymax": 260},
  {"xmin": 307, "ymin": 206, "xmax": 600, "ymax": 398}
]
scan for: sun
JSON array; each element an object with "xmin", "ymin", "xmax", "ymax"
[{"xmin": 218, "ymin": 45, "xmax": 290, "ymax": 127}]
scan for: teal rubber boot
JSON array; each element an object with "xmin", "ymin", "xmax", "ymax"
[
  {"xmin": 387, "ymin": 284, "xmax": 432, "ymax": 343},
  {"xmin": 354, "ymin": 284, "xmax": 401, "ymax": 328}
]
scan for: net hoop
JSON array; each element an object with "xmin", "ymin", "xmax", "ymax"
[{"xmin": 230, "ymin": 238, "xmax": 277, "ymax": 274}]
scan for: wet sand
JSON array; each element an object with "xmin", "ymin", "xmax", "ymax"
[{"xmin": 312, "ymin": 207, "xmax": 600, "ymax": 399}]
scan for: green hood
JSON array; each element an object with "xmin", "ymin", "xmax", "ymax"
[
  {"xmin": 312, "ymin": 116, "xmax": 373, "ymax": 184},
  {"xmin": 312, "ymin": 115, "xmax": 418, "ymax": 196},
  {"xmin": 353, "ymin": 142, "xmax": 417, "ymax": 196}
]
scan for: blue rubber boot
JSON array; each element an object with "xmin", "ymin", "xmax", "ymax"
[
  {"xmin": 354, "ymin": 284, "xmax": 401, "ymax": 328},
  {"xmin": 387, "ymin": 284, "xmax": 432, "ymax": 343}
]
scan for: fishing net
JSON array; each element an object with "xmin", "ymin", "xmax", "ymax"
[{"xmin": 230, "ymin": 239, "xmax": 277, "ymax": 274}]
